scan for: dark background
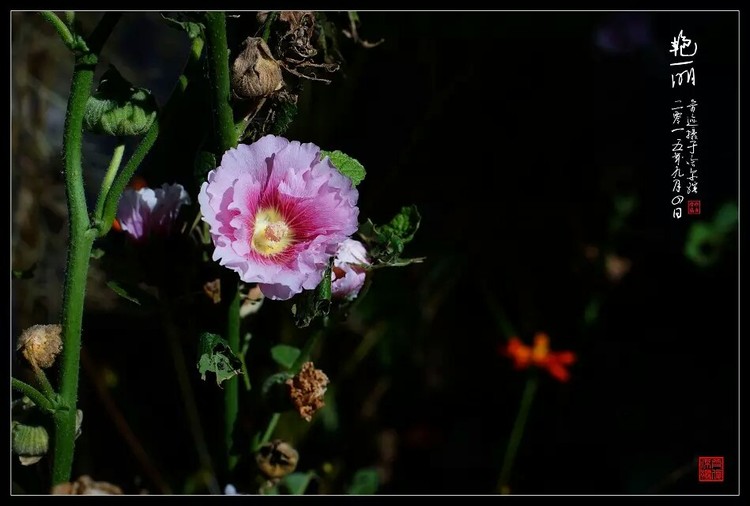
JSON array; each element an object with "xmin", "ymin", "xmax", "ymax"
[{"xmin": 11, "ymin": 11, "xmax": 739, "ymax": 494}]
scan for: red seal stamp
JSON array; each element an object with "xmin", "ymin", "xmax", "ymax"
[
  {"xmin": 698, "ymin": 456, "xmax": 724, "ymax": 482},
  {"xmin": 687, "ymin": 200, "xmax": 701, "ymax": 215}
]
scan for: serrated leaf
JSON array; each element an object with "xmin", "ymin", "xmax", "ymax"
[
  {"xmin": 197, "ymin": 333, "xmax": 243, "ymax": 387},
  {"xmin": 106, "ymin": 280, "xmax": 159, "ymax": 306},
  {"xmin": 271, "ymin": 345, "xmax": 301, "ymax": 370},
  {"xmin": 161, "ymin": 12, "xmax": 204, "ymax": 39},
  {"xmin": 83, "ymin": 66, "xmax": 158, "ymax": 137},
  {"xmin": 321, "ymin": 150, "xmax": 366, "ymax": 186},
  {"xmin": 292, "ymin": 264, "xmax": 332, "ymax": 328},
  {"xmin": 346, "ymin": 467, "xmax": 379, "ymax": 495}
]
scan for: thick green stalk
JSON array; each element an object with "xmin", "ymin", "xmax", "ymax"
[
  {"xmin": 51, "ymin": 13, "xmax": 121, "ymax": 486},
  {"xmin": 98, "ymin": 36, "xmax": 204, "ymax": 236},
  {"xmin": 205, "ymin": 12, "xmax": 236, "ymax": 154},
  {"xmin": 205, "ymin": 11, "xmax": 240, "ymax": 472},
  {"xmin": 496, "ymin": 375, "xmax": 538, "ymax": 494}
]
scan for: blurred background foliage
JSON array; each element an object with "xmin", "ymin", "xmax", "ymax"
[{"xmin": 11, "ymin": 11, "xmax": 738, "ymax": 494}]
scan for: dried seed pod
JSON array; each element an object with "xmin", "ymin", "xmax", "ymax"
[
  {"xmin": 256, "ymin": 439, "xmax": 299, "ymax": 480},
  {"xmin": 286, "ymin": 361, "xmax": 330, "ymax": 422},
  {"xmin": 17, "ymin": 324, "xmax": 62, "ymax": 369},
  {"xmin": 51, "ymin": 475, "xmax": 123, "ymax": 495},
  {"xmin": 231, "ymin": 37, "xmax": 283, "ymax": 100}
]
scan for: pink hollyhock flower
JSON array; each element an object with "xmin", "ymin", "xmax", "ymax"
[
  {"xmin": 116, "ymin": 183, "xmax": 191, "ymax": 241},
  {"xmin": 332, "ymin": 239, "xmax": 370, "ymax": 301},
  {"xmin": 198, "ymin": 135, "xmax": 359, "ymax": 300}
]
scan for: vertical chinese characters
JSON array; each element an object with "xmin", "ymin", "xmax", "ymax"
[{"xmin": 668, "ymin": 30, "xmax": 699, "ymax": 219}]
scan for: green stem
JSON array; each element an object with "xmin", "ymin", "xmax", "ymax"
[
  {"xmin": 40, "ymin": 11, "xmax": 76, "ymax": 51},
  {"xmin": 93, "ymin": 143, "xmax": 125, "ymax": 222},
  {"xmin": 224, "ymin": 287, "xmax": 241, "ymax": 471},
  {"xmin": 205, "ymin": 11, "xmax": 240, "ymax": 475},
  {"xmin": 98, "ymin": 35, "xmax": 205, "ymax": 237},
  {"xmin": 497, "ymin": 375, "xmax": 538, "ymax": 494},
  {"xmin": 12, "ymin": 378, "xmax": 54, "ymax": 413},
  {"xmin": 261, "ymin": 12, "xmax": 277, "ymax": 42},
  {"xmin": 51, "ymin": 13, "xmax": 121, "ymax": 486},
  {"xmin": 32, "ymin": 365, "xmax": 57, "ymax": 402},
  {"xmin": 258, "ymin": 413, "xmax": 281, "ymax": 448}
]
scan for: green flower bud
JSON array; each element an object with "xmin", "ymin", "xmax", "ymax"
[
  {"xmin": 12, "ymin": 420, "xmax": 49, "ymax": 466},
  {"xmin": 84, "ymin": 66, "xmax": 158, "ymax": 136}
]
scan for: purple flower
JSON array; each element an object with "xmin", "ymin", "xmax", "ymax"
[
  {"xmin": 198, "ymin": 135, "xmax": 360, "ymax": 301},
  {"xmin": 116, "ymin": 183, "xmax": 191, "ymax": 242},
  {"xmin": 331, "ymin": 239, "xmax": 370, "ymax": 301}
]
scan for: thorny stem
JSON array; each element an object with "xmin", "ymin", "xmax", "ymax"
[
  {"xmin": 12, "ymin": 378, "xmax": 55, "ymax": 413},
  {"xmin": 497, "ymin": 375, "xmax": 539, "ymax": 494},
  {"xmin": 98, "ymin": 35, "xmax": 205, "ymax": 237},
  {"xmin": 52, "ymin": 12, "xmax": 121, "ymax": 486},
  {"xmin": 205, "ymin": 11, "xmax": 240, "ymax": 474},
  {"xmin": 93, "ymin": 143, "xmax": 125, "ymax": 222}
]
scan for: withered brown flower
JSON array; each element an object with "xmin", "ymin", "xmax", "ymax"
[{"xmin": 286, "ymin": 361, "xmax": 330, "ymax": 422}]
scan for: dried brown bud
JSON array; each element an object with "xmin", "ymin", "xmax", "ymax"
[
  {"xmin": 279, "ymin": 11, "xmax": 314, "ymax": 27},
  {"xmin": 256, "ymin": 439, "xmax": 299, "ymax": 480},
  {"xmin": 203, "ymin": 278, "xmax": 221, "ymax": 304},
  {"xmin": 51, "ymin": 475, "xmax": 123, "ymax": 495},
  {"xmin": 286, "ymin": 361, "xmax": 329, "ymax": 422},
  {"xmin": 231, "ymin": 37, "xmax": 283, "ymax": 100},
  {"xmin": 17, "ymin": 324, "xmax": 62, "ymax": 368}
]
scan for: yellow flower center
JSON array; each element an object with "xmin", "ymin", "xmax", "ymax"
[{"xmin": 251, "ymin": 208, "xmax": 293, "ymax": 256}]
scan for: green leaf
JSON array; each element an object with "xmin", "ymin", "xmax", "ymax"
[
  {"xmin": 291, "ymin": 264, "xmax": 333, "ymax": 328},
  {"xmin": 346, "ymin": 467, "xmax": 379, "ymax": 495},
  {"xmin": 90, "ymin": 248, "xmax": 105, "ymax": 260},
  {"xmin": 197, "ymin": 333, "xmax": 243, "ymax": 387},
  {"xmin": 282, "ymin": 471, "xmax": 316, "ymax": 495},
  {"xmin": 83, "ymin": 66, "xmax": 158, "ymax": 136},
  {"xmin": 160, "ymin": 12, "xmax": 204, "ymax": 39},
  {"xmin": 359, "ymin": 205, "xmax": 421, "ymax": 265},
  {"xmin": 321, "ymin": 150, "xmax": 366, "ymax": 186},
  {"xmin": 105, "ymin": 280, "xmax": 159, "ymax": 306},
  {"xmin": 271, "ymin": 345, "xmax": 301, "ymax": 370}
]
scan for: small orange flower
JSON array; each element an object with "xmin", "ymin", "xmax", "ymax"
[{"xmin": 501, "ymin": 332, "xmax": 576, "ymax": 382}]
